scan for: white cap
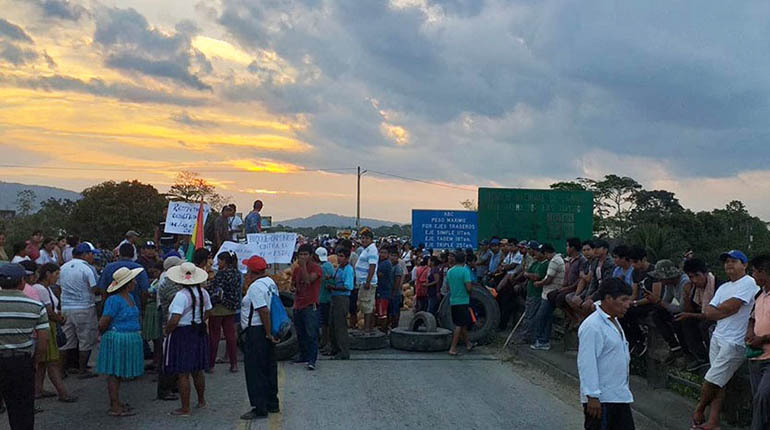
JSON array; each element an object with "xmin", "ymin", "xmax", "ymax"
[{"xmin": 315, "ymin": 247, "xmax": 328, "ymax": 262}]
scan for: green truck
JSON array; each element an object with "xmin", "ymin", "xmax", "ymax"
[{"xmin": 478, "ymin": 188, "xmax": 593, "ymax": 252}]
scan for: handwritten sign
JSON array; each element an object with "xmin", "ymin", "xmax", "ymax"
[
  {"xmin": 212, "ymin": 241, "xmax": 258, "ymax": 272},
  {"xmin": 247, "ymin": 232, "xmax": 298, "ymax": 264},
  {"xmin": 164, "ymin": 202, "xmax": 210, "ymax": 235},
  {"xmin": 411, "ymin": 210, "xmax": 478, "ymax": 250}
]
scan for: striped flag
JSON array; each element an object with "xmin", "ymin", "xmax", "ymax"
[{"xmin": 186, "ymin": 201, "xmax": 205, "ymax": 262}]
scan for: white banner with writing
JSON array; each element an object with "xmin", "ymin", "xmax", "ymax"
[{"xmin": 163, "ymin": 201, "xmax": 211, "ymax": 235}]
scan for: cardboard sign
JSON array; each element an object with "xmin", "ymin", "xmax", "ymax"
[
  {"xmin": 164, "ymin": 202, "xmax": 210, "ymax": 235},
  {"xmin": 411, "ymin": 210, "xmax": 478, "ymax": 250},
  {"xmin": 247, "ymin": 232, "xmax": 298, "ymax": 264}
]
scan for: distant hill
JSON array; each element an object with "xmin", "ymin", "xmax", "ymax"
[
  {"xmin": 0, "ymin": 181, "xmax": 81, "ymax": 212},
  {"xmin": 276, "ymin": 213, "xmax": 402, "ymax": 228}
]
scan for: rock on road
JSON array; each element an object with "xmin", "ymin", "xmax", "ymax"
[{"xmin": 19, "ymin": 348, "xmax": 594, "ymax": 430}]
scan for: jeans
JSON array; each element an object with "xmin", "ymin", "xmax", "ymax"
[
  {"xmin": 750, "ymin": 358, "xmax": 770, "ymax": 430},
  {"xmin": 0, "ymin": 354, "xmax": 35, "ymax": 430},
  {"xmin": 534, "ymin": 298, "xmax": 555, "ymax": 344},
  {"xmin": 243, "ymin": 326, "xmax": 278, "ymax": 413},
  {"xmin": 518, "ymin": 296, "xmax": 542, "ymax": 342},
  {"xmin": 294, "ymin": 306, "xmax": 319, "ymax": 365},
  {"xmin": 209, "ymin": 314, "xmax": 238, "ymax": 368},
  {"xmin": 329, "ymin": 296, "xmax": 350, "ymax": 358},
  {"xmin": 583, "ymin": 403, "xmax": 635, "ymax": 430}
]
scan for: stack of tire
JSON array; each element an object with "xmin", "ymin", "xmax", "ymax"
[
  {"xmin": 390, "ymin": 312, "xmax": 453, "ymax": 352},
  {"xmin": 275, "ymin": 291, "xmax": 299, "ymax": 361},
  {"xmin": 436, "ymin": 285, "xmax": 500, "ymax": 345},
  {"xmin": 349, "ymin": 329, "xmax": 388, "ymax": 350}
]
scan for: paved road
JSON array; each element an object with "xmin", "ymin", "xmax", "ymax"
[{"xmin": 9, "ymin": 347, "xmax": 593, "ymax": 430}]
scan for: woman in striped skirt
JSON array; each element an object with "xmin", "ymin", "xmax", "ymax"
[{"xmin": 96, "ymin": 266, "xmax": 145, "ymax": 417}]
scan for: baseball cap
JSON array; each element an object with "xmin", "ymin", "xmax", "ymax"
[
  {"xmin": 720, "ymin": 250, "xmax": 748, "ymax": 264},
  {"xmin": 242, "ymin": 255, "xmax": 268, "ymax": 272},
  {"xmin": 0, "ymin": 263, "xmax": 26, "ymax": 282},
  {"xmin": 74, "ymin": 242, "xmax": 95, "ymax": 255},
  {"xmin": 518, "ymin": 240, "xmax": 528, "ymax": 247},
  {"xmin": 480, "ymin": 239, "xmax": 489, "ymax": 246},
  {"xmin": 125, "ymin": 230, "xmax": 140, "ymax": 238},
  {"xmin": 527, "ymin": 240, "xmax": 540, "ymax": 249},
  {"xmin": 500, "ymin": 238, "xmax": 509, "ymax": 245},
  {"xmin": 315, "ymin": 247, "xmax": 329, "ymax": 262},
  {"xmin": 538, "ymin": 243, "xmax": 555, "ymax": 253},
  {"xmin": 490, "ymin": 238, "xmax": 501, "ymax": 245},
  {"xmin": 143, "ymin": 241, "xmax": 156, "ymax": 249}
]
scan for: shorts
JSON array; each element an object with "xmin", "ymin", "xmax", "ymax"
[
  {"xmin": 61, "ymin": 307, "xmax": 98, "ymax": 351},
  {"xmin": 358, "ymin": 284, "xmax": 376, "ymax": 314},
  {"xmin": 319, "ymin": 302, "xmax": 331, "ymax": 327},
  {"xmin": 451, "ymin": 304, "xmax": 471, "ymax": 328},
  {"xmin": 705, "ymin": 336, "xmax": 746, "ymax": 388},
  {"xmin": 349, "ymin": 289, "xmax": 359, "ymax": 315},
  {"xmin": 375, "ymin": 298, "xmax": 389, "ymax": 319}
]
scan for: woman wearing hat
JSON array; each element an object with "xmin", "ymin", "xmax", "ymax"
[
  {"xmin": 95, "ymin": 266, "xmax": 146, "ymax": 417},
  {"xmin": 164, "ymin": 262, "xmax": 212, "ymax": 416}
]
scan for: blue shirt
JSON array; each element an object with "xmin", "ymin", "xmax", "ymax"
[
  {"xmin": 102, "ymin": 294, "xmax": 141, "ymax": 332},
  {"xmin": 244, "ymin": 211, "xmax": 261, "ymax": 234},
  {"xmin": 97, "ymin": 260, "xmax": 150, "ymax": 311},
  {"xmin": 319, "ymin": 261, "xmax": 335, "ymax": 304},
  {"xmin": 376, "ymin": 259, "xmax": 393, "ymax": 299},
  {"xmin": 488, "ymin": 251, "xmax": 502, "ymax": 274},
  {"xmin": 332, "ymin": 265, "xmax": 354, "ymax": 296},
  {"xmin": 612, "ymin": 266, "xmax": 634, "ymax": 287}
]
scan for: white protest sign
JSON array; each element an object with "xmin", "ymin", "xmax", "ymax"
[
  {"xmin": 247, "ymin": 232, "xmax": 298, "ymax": 264},
  {"xmin": 212, "ymin": 241, "xmax": 259, "ymax": 272},
  {"xmin": 164, "ymin": 201, "xmax": 211, "ymax": 235}
]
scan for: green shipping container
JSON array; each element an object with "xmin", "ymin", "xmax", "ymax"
[{"xmin": 478, "ymin": 188, "xmax": 593, "ymax": 253}]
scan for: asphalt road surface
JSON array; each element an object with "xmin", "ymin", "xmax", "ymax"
[{"xmin": 6, "ymin": 346, "xmax": 602, "ymax": 430}]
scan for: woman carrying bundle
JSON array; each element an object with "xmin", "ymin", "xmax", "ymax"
[
  {"xmin": 164, "ymin": 262, "xmax": 212, "ymax": 416},
  {"xmin": 95, "ymin": 266, "xmax": 146, "ymax": 417}
]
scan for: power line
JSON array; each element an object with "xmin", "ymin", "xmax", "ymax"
[
  {"xmin": 367, "ymin": 169, "xmax": 477, "ymax": 191},
  {"xmin": 0, "ymin": 164, "xmax": 357, "ymax": 174}
]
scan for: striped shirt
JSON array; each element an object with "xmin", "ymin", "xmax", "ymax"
[{"xmin": 0, "ymin": 290, "xmax": 49, "ymax": 353}]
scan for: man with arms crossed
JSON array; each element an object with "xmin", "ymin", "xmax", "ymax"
[{"xmin": 691, "ymin": 250, "xmax": 759, "ymax": 430}]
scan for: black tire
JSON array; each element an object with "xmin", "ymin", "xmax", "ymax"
[
  {"xmin": 408, "ymin": 311, "xmax": 438, "ymax": 332},
  {"xmin": 274, "ymin": 323, "xmax": 299, "ymax": 361},
  {"xmin": 348, "ymin": 329, "xmax": 389, "ymax": 350},
  {"xmin": 438, "ymin": 285, "xmax": 500, "ymax": 344},
  {"xmin": 390, "ymin": 327, "xmax": 452, "ymax": 352}
]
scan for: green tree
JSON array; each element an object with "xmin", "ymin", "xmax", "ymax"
[
  {"xmin": 69, "ymin": 180, "xmax": 167, "ymax": 245},
  {"xmin": 460, "ymin": 199, "xmax": 477, "ymax": 211},
  {"xmin": 549, "ymin": 181, "xmax": 588, "ymax": 191},
  {"xmin": 167, "ymin": 171, "xmax": 228, "ymax": 209},
  {"xmin": 15, "ymin": 189, "xmax": 37, "ymax": 216}
]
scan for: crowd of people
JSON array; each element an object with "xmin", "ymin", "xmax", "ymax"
[{"xmin": 3, "ymin": 213, "xmax": 770, "ymax": 430}]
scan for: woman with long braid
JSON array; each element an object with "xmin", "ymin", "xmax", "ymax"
[{"xmin": 164, "ymin": 262, "xmax": 212, "ymax": 417}]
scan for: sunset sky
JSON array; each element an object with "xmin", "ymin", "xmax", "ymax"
[{"xmin": 2, "ymin": 0, "xmax": 770, "ymax": 223}]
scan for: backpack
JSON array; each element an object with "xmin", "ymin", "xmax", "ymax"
[
  {"xmin": 269, "ymin": 285, "xmax": 291, "ymax": 338},
  {"xmin": 204, "ymin": 212, "xmax": 219, "ymax": 242}
]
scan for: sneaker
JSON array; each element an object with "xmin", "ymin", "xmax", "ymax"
[
  {"xmin": 307, "ymin": 363, "xmax": 316, "ymax": 371},
  {"xmin": 240, "ymin": 409, "xmax": 268, "ymax": 420},
  {"xmin": 530, "ymin": 342, "xmax": 551, "ymax": 351}
]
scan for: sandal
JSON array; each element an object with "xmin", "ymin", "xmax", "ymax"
[
  {"xmin": 448, "ymin": 351, "xmax": 461, "ymax": 356},
  {"xmin": 58, "ymin": 396, "xmax": 78, "ymax": 403},
  {"xmin": 36, "ymin": 391, "xmax": 57, "ymax": 399},
  {"xmin": 158, "ymin": 393, "xmax": 179, "ymax": 401},
  {"xmin": 169, "ymin": 409, "xmax": 190, "ymax": 416}
]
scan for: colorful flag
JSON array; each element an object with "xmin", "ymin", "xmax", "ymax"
[{"xmin": 186, "ymin": 201, "xmax": 205, "ymax": 262}]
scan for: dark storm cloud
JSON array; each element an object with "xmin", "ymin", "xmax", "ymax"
[
  {"xmin": 0, "ymin": 18, "xmax": 33, "ymax": 42},
  {"xmin": 93, "ymin": 7, "xmax": 212, "ymax": 90}
]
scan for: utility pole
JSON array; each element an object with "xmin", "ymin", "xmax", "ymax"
[{"xmin": 356, "ymin": 166, "xmax": 367, "ymax": 230}]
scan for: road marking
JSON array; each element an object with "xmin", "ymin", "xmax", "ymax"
[{"xmin": 268, "ymin": 363, "xmax": 285, "ymax": 430}]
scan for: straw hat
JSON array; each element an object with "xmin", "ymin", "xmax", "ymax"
[
  {"xmin": 107, "ymin": 267, "xmax": 145, "ymax": 293},
  {"xmin": 166, "ymin": 262, "xmax": 208, "ymax": 285}
]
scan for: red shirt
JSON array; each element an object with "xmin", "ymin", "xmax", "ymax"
[{"xmin": 292, "ymin": 262, "xmax": 323, "ymax": 309}]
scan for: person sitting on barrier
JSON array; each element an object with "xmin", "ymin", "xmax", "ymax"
[
  {"xmin": 747, "ymin": 254, "xmax": 770, "ymax": 430},
  {"xmin": 675, "ymin": 258, "xmax": 716, "ymax": 372},
  {"xmin": 566, "ymin": 241, "xmax": 595, "ymax": 322},
  {"xmin": 549, "ymin": 238, "xmax": 587, "ymax": 324},
  {"xmin": 578, "ymin": 240, "xmax": 615, "ymax": 318},
  {"xmin": 642, "ymin": 260, "xmax": 690, "ymax": 364}
]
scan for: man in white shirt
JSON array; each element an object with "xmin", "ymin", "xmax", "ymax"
[
  {"xmin": 240, "ymin": 255, "xmax": 280, "ymax": 420},
  {"xmin": 354, "ymin": 230, "xmax": 378, "ymax": 332},
  {"xmin": 114, "ymin": 230, "xmax": 139, "ymax": 262},
  {"xmin": 691, "ymin": 250, "xmax": 759, "ymax": 430},
  {"xmin": 531, "ymin": 243, "xmax": 566, "ymax": 350},
  {"xmin": 58, "ymin": 243, "xmax": 99, "ymax": 378},
  {"xmin": 578, "ymin": 277, "xmax": 634, "ymax": 430}
]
